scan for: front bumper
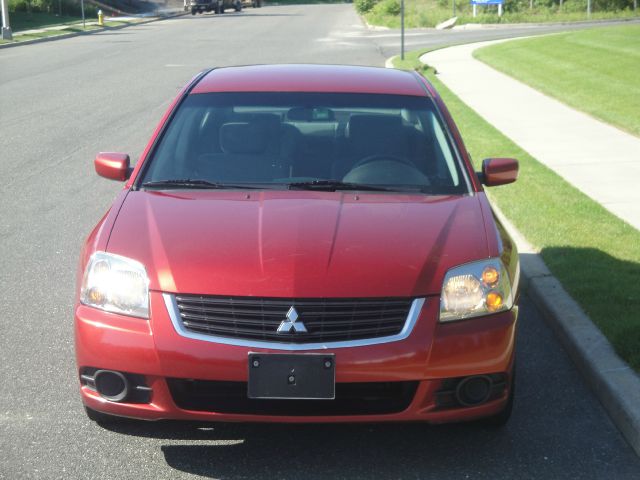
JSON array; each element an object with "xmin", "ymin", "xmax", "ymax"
[{"xmin": 75, "ymin": 292, "xmax": 517, "ymax": 423}]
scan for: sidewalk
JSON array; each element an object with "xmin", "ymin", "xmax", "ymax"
[{"xmin": 421, "ymin": 40, "xmax": 640, "ymax": 231}]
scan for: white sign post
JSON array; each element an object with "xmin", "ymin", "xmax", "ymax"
[
  {"xmin": 1, "ymin": 0, "xmax": 12, "ymax": 40},
  {"xmin": 400, "ymin": 0, "xmax": 405, "ymax": 60},
  {"xmin": 471, "ymin": 0, "xmax": 504, "ymax": 17}
]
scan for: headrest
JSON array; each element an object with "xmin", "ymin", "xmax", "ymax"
[
  {"xmin": 347, "ymin": 114, "xmax": 404, "ymax": 154},
  {"xmin": 287, "ymin": 107, "xmax": 335, "ymax": 122},
  {"xmin": 347, "ymin": 114, "xmax": 403, "ymax": 140},
  {"xmin": 219, "ymin": 122, "xmax": 269, "ymax": 154}
]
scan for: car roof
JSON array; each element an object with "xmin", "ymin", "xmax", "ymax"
[{"xmin": 190, "ymin": 64, "xmax": 430, "ymax": 97}]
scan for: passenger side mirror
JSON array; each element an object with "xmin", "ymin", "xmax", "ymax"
[
  {"xmin": 480, "ymin": 158, "xmax": 519, "ymax": 187},
  {"xmin": 94, "ymin": 152, "xmax": 131, "ymax": 181}
]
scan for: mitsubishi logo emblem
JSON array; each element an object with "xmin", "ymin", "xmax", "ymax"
[{"xmin": 277, "ymin": 306, "xmax": 307, "ymax": 334}]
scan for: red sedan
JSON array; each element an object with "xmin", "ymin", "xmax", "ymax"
[{"xmin": 75, "ymin": 64, "xmax": 520, "ymax": 425}]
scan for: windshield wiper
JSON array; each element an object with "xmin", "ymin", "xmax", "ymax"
[
  {"xmin": 286, "ymin": 180, "xmax": 423, "ymax": 192},
  {"xmin": 141, "ymin": 179, "xmax": 266, "ymax": 190}
]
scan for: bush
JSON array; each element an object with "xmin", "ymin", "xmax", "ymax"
[
  {"xmin": 8, "ymin": 0, "xmax": 89, "ymax": 15},
  {"xmin": 373, "ymin": 0, "xmax": 401, "ymax": 15},
  {"xmin": 354, "ymin": 0, "xmax": 379, "ymax": 14}
]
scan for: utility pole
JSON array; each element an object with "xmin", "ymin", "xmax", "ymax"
[
  {"xmin": 81, "ymin": 0, "xmax": 85, "ymax": 29},
  {"xmin": 587, "ymin": 0, "xmax": 591, "ymax": 18},
  {"xmin": 452, "ymin": 0, "xmax": 456, "ymax": 17},
  {"xmin": 1, "ymin": 0, "xmax": 12, "ymax": 40},
  {"xmin": 400, "ymin": 0, "xmax": 405, "ymax": 60}
]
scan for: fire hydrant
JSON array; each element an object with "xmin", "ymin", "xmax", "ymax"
[{"xmin": 98, "ymin": 10, "xmax": 104, "ymax": 27}]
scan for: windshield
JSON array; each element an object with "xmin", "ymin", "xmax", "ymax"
[{"xmin": 139, "ymin": 92, "xmax": 470, "ymax": 194}]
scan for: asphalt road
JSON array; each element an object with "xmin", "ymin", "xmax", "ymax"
[{"xmin": 1, "ymin": 5, "xmax": 639, "ymax": 479}]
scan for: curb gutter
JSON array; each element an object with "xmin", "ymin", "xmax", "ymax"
[
  {"xmin": 386, "ymin": 54, "xmax": 640, "ymax": 457},
  {"xmin": 0, "ymin": 11, "xmax": 188, "ymax": 50},
  {"xmin": 490, "ymin": 204, "xmax": 640, "ymax": 457}
]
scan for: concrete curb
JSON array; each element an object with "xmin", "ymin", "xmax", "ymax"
[
  {"xmin": 490, "ymin": 204, "xmax": 640, "ymax": 458},
  {"xmin": 0, "ymin": 11, "xmax": 188, "ymax": 50},
  {"xmin": 385, "ymin": 54, "xmax": 640, "ymax": 458}
]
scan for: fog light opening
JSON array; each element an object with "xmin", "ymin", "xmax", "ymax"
[
  {"xmin": 455, "ymin": 375, "xmax": 492, "ymax": 407},
  {"xmin": 94, "ymin": 370, "xmax": 129, "ymax": 402}
]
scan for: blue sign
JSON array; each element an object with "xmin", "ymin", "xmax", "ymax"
[{"xmin": 471, "ymin": 0, "xmax": 503, "ymax": 4}]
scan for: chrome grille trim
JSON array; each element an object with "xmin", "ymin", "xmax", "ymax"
[{"xmin": 163, "ymin": 294, "xmax": 426, "ymax": 350}]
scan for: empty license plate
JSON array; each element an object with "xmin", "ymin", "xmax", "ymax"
[{"xmin": 248, "ymin": 353, "xmax": 335, "ymax": 400}]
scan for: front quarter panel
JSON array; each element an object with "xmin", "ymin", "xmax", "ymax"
[
  {"xmin": 477, "ymin": 192, "xmax": 520, "ymax": 302},
  {"xmin": 75, "ymin": 189, "xmax": 130, "ymax": 302}
]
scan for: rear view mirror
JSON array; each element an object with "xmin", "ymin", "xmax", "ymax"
[
  {"xmin": 94, "ymin": 152, "xmax": 131, "ymax": 181},
  {"xmin": 480, "ymin": 158, "xmax": 519, "ymax": 187}
]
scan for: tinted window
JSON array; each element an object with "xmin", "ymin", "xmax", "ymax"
[{"xmin": 140, "ymin": 92, "xmax": 470, "ymax": 194}]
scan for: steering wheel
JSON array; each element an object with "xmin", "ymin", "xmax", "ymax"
[{"xmin": 349, "ymin": 154, "xmax": 417, "ymax": 171}]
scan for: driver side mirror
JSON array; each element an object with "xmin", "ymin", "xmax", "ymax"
[
  {"xmin": 479, "ymin": 158, "xmax": 519, "ymax": 187},
  {"xmin": 94, "ymin": 152, "xmax": 131, "ymax": 181}
]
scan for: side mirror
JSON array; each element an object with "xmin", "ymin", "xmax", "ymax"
[
  {"xmin": 480, "ymin": 158, "xmax": 519, "ymax": 187},
  {"xmin": 94, "ymin": 152, "xmax": 131, "ymax": 181}
]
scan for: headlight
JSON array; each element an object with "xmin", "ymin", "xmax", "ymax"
[
  {"xmin": 80, "ymin": 252, "xmax": 150, "ymax": 319},
  {"xmin": 440, "ymin": 259, "xmax": 513, "ymax": 322}
]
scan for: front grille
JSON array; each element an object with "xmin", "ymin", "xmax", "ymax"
[
  {"xmin": 174, "ymin": 295, "xmax": 414, "ymax": 343},
  {"xmin": 167, "ymin": 379, "xmax": 418, "ymax": 415}
]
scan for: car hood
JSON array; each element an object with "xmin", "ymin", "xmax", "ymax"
[{"xmin": 106, "ymin": 190, "xmax": 489, "ymax": 297}]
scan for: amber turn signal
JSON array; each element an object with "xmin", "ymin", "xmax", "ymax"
[
  {"xmin": 486, "ymin": 291, "xmax": 503, "ymax": 311},
  {"xmin": 482, "ymin": 266, "xmax": 500, "ymax": 286},
  {"xmin": 87, "ymin": 287, "xmax": 105, "ymax": 305}
]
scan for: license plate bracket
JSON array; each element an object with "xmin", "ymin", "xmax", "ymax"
[{"xmin": 248, "ymin": 353, "xmax": 335, "ymax": 400}]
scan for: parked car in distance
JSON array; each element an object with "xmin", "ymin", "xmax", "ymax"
[
  {"xmin": 190, "ymin": 0, "xmax": 242, "ymax": 15},
  {"xmin": 76, "ymin": 64, "xmax": 520, "ymax": 426}
]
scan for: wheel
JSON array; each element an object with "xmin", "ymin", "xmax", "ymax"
[
  {"xmin": 479, "ymin": 370, "xmax": 515, "ymax": 427},
  {"xmin": 191, "ymin": 7, "xmax": 196, "ymax": 14},
  {"xmin": 257, "ymin": 0, "xmax": 263, "ymax": 6},
  {"xmin": 234, "ymin": 0, "xmax": 242, "ymax": 12}
]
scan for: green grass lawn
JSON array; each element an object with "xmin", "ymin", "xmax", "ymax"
[
  {"xmin": 364, "ymin": 0, "xmax": 640, "ymax": 29},
  {"xmin": 474, "ymin": 25, "xmax": 640, "ymax": 137},
  {"xmin": 393, "ymin": 49, "xmax": 640, "ymax": 372},
  {"xmin": 0, "ymin": 19, "xmax": 132, "ymax": 44},
  {"xmin": 10, "ymin": 12, "xmax": 86, "ymax": 33}
]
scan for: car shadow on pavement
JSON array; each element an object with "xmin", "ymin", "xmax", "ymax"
[{"xmin": 122, "ymin": 421, "xmax": 520, "ymax": 478}]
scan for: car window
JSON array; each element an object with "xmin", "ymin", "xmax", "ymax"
[{"xmin": 140, "ymin": 92, "xmax": 471, "ymax": 194}]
